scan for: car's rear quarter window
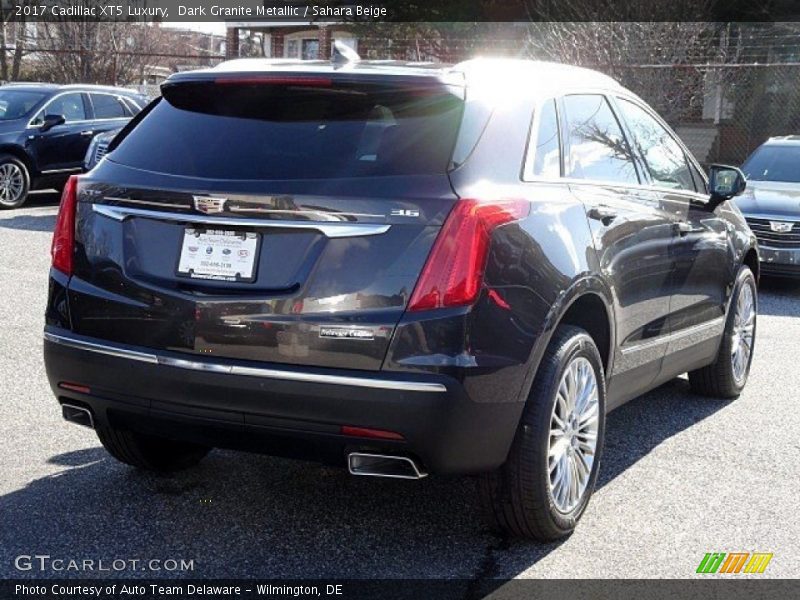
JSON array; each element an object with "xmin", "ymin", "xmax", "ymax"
[{"xmin": 110, "ymin": 79, "xmax": 464, "ymax": 180}]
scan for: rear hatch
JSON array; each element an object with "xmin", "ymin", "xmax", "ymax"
[{"xmin": 69, "ymin": 71, "xmax": 464, "ymax": 371}]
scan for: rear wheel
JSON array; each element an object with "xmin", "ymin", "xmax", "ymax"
[
  {"xmin": 96, "ymin": 425, "xmax": 210, "ymax": 472},
  {"xmin": 689, "ymin": 265, "xmax": 757, "ymax": 398},
  {"xmin": 479, "ymin": 325, "xmax": 606, "ymax": 541},
  {"xmin": 0, "ymin": 154, "xmax": 30, "ymax": 209}
]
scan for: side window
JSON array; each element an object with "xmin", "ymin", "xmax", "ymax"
[
  {"xmin": 91, "ymin": 94, "xmax": 128, "ymax": 119},
  {"xmin": 688, "ymin": 160, "xmax": 707, "ymax": 194},
  {"xmin": 562, "ymin": 94, "xmax": 639, "ymax": 185},
  {"xmin": 528, "ymin": 99, "xmax": 561, "ymax": 178},
  {"xmin": 34, "ymin": 93, "xmax": 86, "ymax": 124},
  {"xmin": 616, "ymin": 98, "xmax": 695, "ymax": 192},
  {"xmin": 122, "ymin": 97, "xmax": 142, "ymax": 115}
]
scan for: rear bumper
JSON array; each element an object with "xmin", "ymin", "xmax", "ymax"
[
  {"xmin": 759, "ymin": 245, "xmax": 800, "ymax": 278},
  {"xmin": 43, "ymin": 327, "xmax": 523, "ymax": 475}
]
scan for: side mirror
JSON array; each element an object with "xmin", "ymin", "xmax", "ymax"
[
  {"xmin": 708, "ymin": 164, "xmax": 746, "ymax": 202},
  {"xmin": 40, "ymin": 114, "xmax": 66, "ymax": 132}
]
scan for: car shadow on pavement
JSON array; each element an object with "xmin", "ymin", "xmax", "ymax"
[
  {"xmin": 0, "ymin": 378, "xmax": 728, "ymax": 587},
  {"xmin": 757, "ymin": 277, "xmax": 800, "ymax": 317},
  {"xmin": 0, "ymin": 213, "xmax": 56, "ymax": 233}
]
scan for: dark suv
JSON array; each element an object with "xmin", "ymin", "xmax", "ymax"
[
  {"xmin": 0, "ymin": 83, "xmax": 146, "ymax": 208},
  {"xmin": 43, "ymin": 58, "xmax": 758, "ymax": 540}
]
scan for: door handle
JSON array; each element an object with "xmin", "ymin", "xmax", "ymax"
[
  {"xmin": 588, "ymin": 206, "xmax": 618, "ymax": 225},
  {"xmin": 80, "ymin": 130, "xmax": 94, "ymax": 137},
  {"xmin": 674, "ymin": 222, "xmax": 703, "ymax": 236}
]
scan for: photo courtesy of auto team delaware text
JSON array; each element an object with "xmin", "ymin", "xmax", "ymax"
[{"xmin": 0, "ymin": 1, "xmax": 798, "ymax": 597}]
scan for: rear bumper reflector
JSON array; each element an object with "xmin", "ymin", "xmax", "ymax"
[
  {"xmin": 43, "ymin": 332, "xmax": 447, "ymax": 394},
  {"xmin": 341, "ymin": 425, "xmax": 405, "ymax": 440}
]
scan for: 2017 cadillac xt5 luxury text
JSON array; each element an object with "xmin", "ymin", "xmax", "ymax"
[{"xmin": 43, "ymin": 57, "xmax": 758, "ymax": 541}]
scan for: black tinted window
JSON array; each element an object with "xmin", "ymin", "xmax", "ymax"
[
  {"xmin": 111, "ymin": 81, "xmax": 464, "ymax": 180},
  {"xmin": 562, "ymin": 94, "xmax": 638, "ymax": 184},
  {"xmin": 529, "ymin": 99, "xmax": 560, "ymax": 178},
  {"xmin": 0, "ymin": 90, "xmax": 46, "ymax": 120},
  {"xmin": 616, "ymin": 99, "xmax": 695, "ymax": 192},
  {"xmin": 742, "ymin": 145, "xmax": 800, "ymax": 183},
  {"xmin": 91, "ymin": 93, "xmax": 128, "ymax": 119},
  {"xmin": 35, "ymin": 92, "xmax": 85, "ymax": 123}
]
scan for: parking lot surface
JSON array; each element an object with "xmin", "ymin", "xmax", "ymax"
[{"xmin": 1, "ymin": 194, "xmax": 798, "ymax": 581}]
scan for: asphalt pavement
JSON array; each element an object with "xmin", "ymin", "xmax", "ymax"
[{"xmin": 1, "ymin": 194, "xmax": 798, "ymax": 583}]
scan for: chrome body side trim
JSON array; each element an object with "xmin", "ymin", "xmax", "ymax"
[
  {"xmin": 44, "ymin": 332, "xmax": 448, "ymax": 393},
  {"xmin": 620, "ymin": 317, "xmax": 725, "ymax": 355},
  {"xmin": 41, "ymin": 167, "xmax": 82, "ymax": 174},
  {"xmin": 91, "ymin": 204, "xmax": 392, "ymax": 238}
]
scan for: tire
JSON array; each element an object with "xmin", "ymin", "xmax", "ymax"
[
  {"xmin": 96, "ymin": 425, "xmax": 210, "ymax": 472},
  {"xmin": 0, "ymin": 154, "xmax": 30, "ymax": 209},
  {"xmin": 478, "ymin": 325, "xmax": 606, "ymax": 541},
  {"xmin": 689, "ymin": 265, "xmax": 757, "ymax": 399}
]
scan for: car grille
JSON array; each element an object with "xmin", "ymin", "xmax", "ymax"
[
  {"xmin": 745, "ymin": 217, "xmax": 800, "ymax": 248},
  {"xmin": 94, "ymin": 141, "xmax": 110, "ymax": 163}
]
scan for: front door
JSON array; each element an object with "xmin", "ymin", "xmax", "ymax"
[
  {"xmin": 663, "ymin": 192, "xmax": 732, "ymax": 373},
  {"xmin": 612, "ymin": 96, "xmax": 730, "ymax": 379},
  {"xmin": 28, "ymin": 92, "xmax": 92, "ymax": 173}
]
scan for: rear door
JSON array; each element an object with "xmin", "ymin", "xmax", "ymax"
[
  {"xmin": 87, "ymin": 92, "xmax": 134, "ymax": 136},
  {"xmin": 559, "ymin": 93, "xmax": 675, "ymax": 406},
  {"xmin": 69, "ymin": 75, "xmax": 465, "ymax": 371}
]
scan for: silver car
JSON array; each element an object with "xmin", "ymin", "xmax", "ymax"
[{"xmin": 738, "ymin": 136, "xmax": 800, "ymax": 277}]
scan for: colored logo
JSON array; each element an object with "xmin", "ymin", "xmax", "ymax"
[
  {"xmin": 222, "ymin": 248, "xmax": 232, "ymax": 255},
  {"xmin": 188, "ymin": 246, "xmax": 198, "ymax": 253},
  {"xmin": 239, "ymin": 250, "xmax": 250, "ymax": 258},
  {"xmin": 696, "ymin": 552, "xmax": 773, "ymax": 574},
  {"xmin": 205, "ymin": 247, "xmax": 213, "ymax": 255},
  {"xmin": 193, "ymin": 195, "xmax": 227, "ymax": 214}
]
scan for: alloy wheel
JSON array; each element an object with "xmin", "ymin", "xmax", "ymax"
[
  {"xmin": 548, "ymin": 356, "xmax": 599, "ymax": 513},
  {"xmin": 731, "ymin": 282, "xmax": 756, "ymax": 385},
  {"xmin": 0, "ymin": 162, "xmax": 24, "ymax": 206}
]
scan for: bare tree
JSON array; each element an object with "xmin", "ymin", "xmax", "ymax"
[
  {"xmin": 0, "ymin": 0, "xmax": 32, "ymax": 81},
  {"xmin": 521, "ymin": 0, "xmax": 727, "ymax": 124},
  {"xmin": 36, "ymin": 15, "xmax": 167, "ymax": 85}
]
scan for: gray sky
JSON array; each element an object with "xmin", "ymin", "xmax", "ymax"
[{"xmin": 162, "ymin": 22, "xmax": 227, "ymax": 36}]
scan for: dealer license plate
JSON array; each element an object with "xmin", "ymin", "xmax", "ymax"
[{"xmin": 177, "ymin": 228, "xmax": 259, "ymax": 282}]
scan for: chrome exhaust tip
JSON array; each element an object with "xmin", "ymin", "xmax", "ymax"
[
  {"xmin": 347, "ymin": 452, "xmax": 428, "ymax": 480},
  {"xmin": 61, "ymin": 403, "xmax": 94, "ymax": 429}
]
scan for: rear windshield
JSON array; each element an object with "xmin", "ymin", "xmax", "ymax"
[
  {"xmin": 110, "ymin": 79, "xmax": 464, "ymax": 179},
  {"xmin": 742, "ymin": 144, "xmax": 800, "ymax": 183}
]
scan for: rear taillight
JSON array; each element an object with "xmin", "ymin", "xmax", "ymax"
[
  {"xmin": 51, "ymin": 175, "xmax": 79, "ymax": 276},
  {"xmin": 408, "ymin": 199, "xmax": 529, "ymax": 311}
]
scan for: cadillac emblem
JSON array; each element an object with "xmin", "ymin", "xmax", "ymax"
[{"xmin": 769, "ymin": 221, "xmax": 794, "ymax": 233}]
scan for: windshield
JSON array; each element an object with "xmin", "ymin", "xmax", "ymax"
[
  {"xmin": 0, "ymin": 89, "xmax": 47, "ymax": 120},
  {"xmin": 742, "ymin": 144, "xmax": 800, "ymax": 183},
  {"xmin": 110, "ymin": 79, "xmax": 464, "ymax": 180}
]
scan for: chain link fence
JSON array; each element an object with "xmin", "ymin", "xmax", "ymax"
[{"xmin": 610, "ymin": 63, "xmax": 800, "ymax": 167}]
